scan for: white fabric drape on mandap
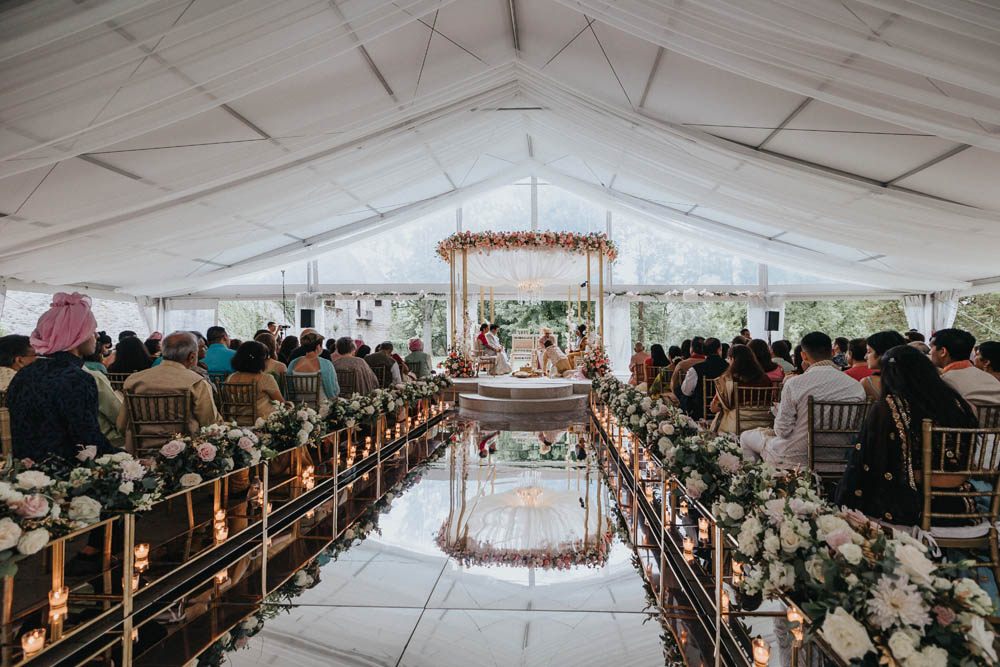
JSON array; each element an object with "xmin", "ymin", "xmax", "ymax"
[
  {"xmin": 465, "ymin": 250, "xmax": 590, "ymax": 288},
  {"xmin": 605, "ymin": 295, "xmax": 631, "ymax": 374}
]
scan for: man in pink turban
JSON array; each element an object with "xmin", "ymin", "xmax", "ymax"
[{"xmin": 7, "ymin": 292, "xmax": 115, "ymax": 462}]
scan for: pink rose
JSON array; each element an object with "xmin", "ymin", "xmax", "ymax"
[
  {"xmin": 237, "ymin": 437, "xmax": 255, "ymax": 452},
  {"xmin": 933, "ymin": 605, "xmax": 956, "ymax": 626},
  {"xmin": 159, "ymin": 440, "xmax": 186, "ymax": 459},
  {"xmin": 21, "ymin": 459, "xmax": 34, "ymax": 469},
  {"xmin": 196, "ymin": 443, "xmax": 217, "ymax": 462},
  {"xmin": 76, "ymin": 445, "xmax": 97, "ymax": 461},
  {"xmin": 824, "ymin": 528, "xmax": 853, "ymax": 550},
  {"xmin": 840, "ymin": 508, "xmax": 870, "ymax": 529},
  {"xmin": 234, "ymin": 636, "xmax": 249, "ymax": 650},
  {"xmin": 16, "ymin": 494, "xmax": 49, "ymax": 519}
]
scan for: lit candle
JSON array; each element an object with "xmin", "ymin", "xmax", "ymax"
[
  {"xmin": 679, "ymin": 628, "xmax": 688, "ymax": 646},
  {"xmin": 132, "ymin": 628, "xmax": 139, "ymax": 642},
  {"xmin": 131, "ymin": 573, "xmax": 140, "ymax": 591},
  {"xmin": 752, "ymin": 637, "xmax": 770, "ymax": 667},
  {"xmin": 134, "ymin": 543, "xmax": 150, "ymax": 560},
  {"xmin": 215, "ymin": 524, "xmax": 229, "ymax": 542},
  {"xmin": 22, "ymin": 628, "xmax": 45, "ymax": 656},
  {"xmin": 304, "ymin": 477, "xmax": 315, "ymax": 491},
  {"xmin": 304, "ymin": 510, "xmax": 315, "ymax": 519},
  {"xmin": 679, "ymin": 500, "xmax": 688, "ymax": 517},
  {"xmin": 48, "ymin": 587, "xmax": 68, "ymax": 608},
  {"xmin": 682, "ymin": 537, "xmax": 694, "ymax": 553},
  {"xmin": 134, "ymin": 557, "xmax": 149, "ymax": 573},
  {"xmin": 721, "ymin": 590, "xmax": 730, "ymax": 614},
  {"xmin": 732, "ymin": 559, "xmax": 743, "ymax": 585},
  {"xmin": 215, "ymin": 569, "xmax": 229, "ymax": 584},
  {"xmin": 698, "ymin": 517, "xmax": 709, "ymax": 532},
  {"xmin": 214, "ymin": 509, "xmax": 226, "ymax": 523},
  {"xmin": 266, "ymin": 502, "xmax": 273, "ymax": 514}
]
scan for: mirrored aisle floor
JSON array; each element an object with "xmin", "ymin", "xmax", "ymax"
[{"xmin": 229, "ymin": 421, "xmax": 667, "ymax": 667}]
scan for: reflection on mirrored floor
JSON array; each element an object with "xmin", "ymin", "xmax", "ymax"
[{"xmin": 227, "ymin": 419, "xmax": 666, "ymax": 666}]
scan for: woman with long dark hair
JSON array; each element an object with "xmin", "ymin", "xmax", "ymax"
[
  {"xmin": 835, "ymin": 345, "xmax": 978, "ymax": 525},
  {"xmin": 748, "ymin": 339, "xmax": 783, "ymax": 382},
  {"xmin": 647, "ymin": 343, "xmax": 670, "ymax": 368},
  {"xmin": 770, "ymin": 340, "xmax": 794, "ymax": 373},
  {"xmin": 861, "ymin": 330, "xmax": 907, "ymax": 401},
  {"xmin": 709, "ymin": 345, "xmax": 772, "ymax": 433},
  {"xmin": 108, "ymin": 336, "xmax": 152, "ymax": 374},
  {"xmin": 277, "ymin": 335, "xmax": 298, "ymax": 366}
]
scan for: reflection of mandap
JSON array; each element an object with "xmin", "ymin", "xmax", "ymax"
[{"xmin": 437, "ymin": 471, "xmax": 612, "ymax": 569}]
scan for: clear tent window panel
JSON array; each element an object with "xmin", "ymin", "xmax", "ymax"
[
  {"xmin": 536, "ymin": 182, "xmax": 606, "ymax": 234},
  {"xmin": 460, "ymin": 183, "xmax": 531, "ymax": 233},
  {"xmin": 767, "ymin": 266, "xmax": 839, "ymax": 285},
  {"xmin": 611, "ymin": 213, "xmax": 759, "ymax": 285}
]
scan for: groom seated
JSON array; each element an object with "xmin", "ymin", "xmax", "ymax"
[{"xmin": 541, "ymin": 340, "xmax": 573, "ymax": 377}]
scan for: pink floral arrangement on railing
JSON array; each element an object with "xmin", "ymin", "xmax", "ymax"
[{"xmin": 436, "ymin": 230, "xmax": 617, "ymax": 262}]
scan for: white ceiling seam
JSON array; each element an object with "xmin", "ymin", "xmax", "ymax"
[
  {"xmin": 0, "ymin": 0, "xmax": 461, "ymax": 172},
  {"xmin": 549, "ymin": 0, "xmax": 1000, "ymax": 149}
]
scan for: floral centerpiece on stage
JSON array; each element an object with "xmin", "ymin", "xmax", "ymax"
[
  {"xmin": 582, "ymin": 343, "xmax": 611, "ymax": 379},
  {"xmin": 591, "ymin": 374, "xmax": 998, "ymax": 666},
  {"xmin": 434, "ymin": 526, "xmax": 614, "ymax": 570},
  {"xmin": 440, "ymin": 345, "xmax": 475, "ymax": 378},
  {"xmin": 436, "ymin": 230, "xmax": 617, "ymax": 262}
]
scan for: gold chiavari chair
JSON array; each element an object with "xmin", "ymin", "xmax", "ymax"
[
  {"xmin": 107, "ymin": 372, "xmax": 132, "ymax": 392},
  {"xmin": 208, "ymin": 372, "xmax": 227, "ymax": 394},
  {"xmin": 699, "ymin": 376, "xmax": 717, "ymax": 423},
  {"xmin": 0, "ymin": 390, "xmax": 10, "ymax": 469},
  {"xmin": 920, "ymin": 419, "xmax": 1000, "ymax": 586},
  {"xmin": 335, "ymin": 368, "xmax": 358, "ymax": 397},
  {"xmin": 286, "ymin": 373, "xmax": 322, "ymax": 410},
  {"xmin": 219, "ymin": 382, "xmax": 257, "ymax": 426},
  {"xmin": 371, "ymin": 365, "xmax": 389, "ymax": 388},
  {"xmin": 733, "ymin": 384, "xmax": 782, "ymax": 434},
  {"xmin": 973, "ymin": 402, "xmax": 1000, "ymax": 430},
  {"xmin": 122, "ymin": 390, "xmax": 191, "ymax": 454},
  {"xmin": 807, "ymin": 397, "xmax": 872, "ymax": 489}
]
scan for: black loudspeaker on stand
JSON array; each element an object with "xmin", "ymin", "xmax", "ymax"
[
  {"xmin": 299, "ymin": 309, "xmax": 315, "ymax": 329},
  {"xmin": 765, "ymin": 310, "xmax": 779, "ymax": 345}
]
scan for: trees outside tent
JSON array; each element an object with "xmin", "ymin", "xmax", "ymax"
[{"xmin": 783, "ymin": 300, "xmax": 907, "ymax": 343}]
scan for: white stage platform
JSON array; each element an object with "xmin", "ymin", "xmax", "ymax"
[{"xmin": 455, "ymin": 377, "xmax": 591, "ymax": 414}]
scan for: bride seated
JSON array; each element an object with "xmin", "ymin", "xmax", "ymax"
[{"xmin": 485, "ymin": 323, "xmax": 512, "ymax": 375}]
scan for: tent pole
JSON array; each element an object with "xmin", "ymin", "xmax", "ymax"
[
  {"xmin": 490, "ymin": 287, "xmax": 494, "ymax": 323},
  {"xmin": 449, "ymin": 250, "xmax": 455, "ymax": 347},
  {"xmin": 462, "ymin": 249, "xmax": 469, "ymax": 349},
  {"xmin": 599, "ymin": 252, "xmax": 604, "ymax": 342},
  {"xmin": 586, "ymin": 250, "xmax": 592, "ymax": 329},
  {"xmin": 480, "ymin": 286, "xmax": 485, "ymax": 326}
]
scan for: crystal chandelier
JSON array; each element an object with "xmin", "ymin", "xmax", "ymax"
[{"xmin": 516, "ymin": 279, "xmax": 544, "ymax": 304}]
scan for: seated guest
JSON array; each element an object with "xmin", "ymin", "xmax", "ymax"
[
  {"xmin": 107, "ymin": 335, "xmax": 152, "ymax": 374},
  {"xmin": 365, "ymin": 342, "xmax": 401, "ymax": 387},
  {"xmin": 203, "ymin": 326, "xmax": 237, "ymax": 375},
  {"xmin": 541, "ymin": 339, "xmax": 573, "ymax": 377},
  {"xmin": 277, "ymin": 335, "xmax": 298, "ymax": 365},
  {"xmin": 228, "ymin": 338, "xmax": 242, "ymax": 351},
  {"xmin": 226, "ymin": 341, "xmax": 285, "ymax": 418},
  {"xmin": 567, "ymin": 323, "xmax": 588, "ymax": 367},
  {"xmin": 326, "ymin": 338, "xmax": 341, "ymax": 362},
  {"xmin": 667, "ymin": 345, "xmax": 683, "ymax": 368},
  {"xmin": 0, "ymin": 335, "xmax": 36, "ymax": 390},
  {"xmin": 782, "ymin": 344, "xmax": 806, "ymax": 384},
  {"xmin": 144, "ymin": 336, "xmax": 161, "ymax": 359},
  {"xmin": 384, "ymin": 341, "xmax": 414, "ymax": 380},
  {"xmin": 770, "ymin": 339, "xmax": 795, "ymax": 373},
  {"xmin": 974, "ymin": 342, "xmax": 1000, "ymax": 382},
  {"xmin": 844, "ymin": 337, "xmax": 875, "ymax": 381},
  {"xmin": 638, "ymin": 343, "xmax": 671, "ymax": 391},
  {"xmin": 731, "ymin": 335, "xmax": 749, "ymax": 348},
  {"xmin": 117, "ymin": 332, "xmax": 221, "ymax": 451},
  {"xmin": 8, "ymin": 293, "xmax": 117, "ymax": 460},
  {"xmin": 832, "ymin": 337, "xmax": 850, "ymax": 370},
  {"xmin": 748, "ymin": 338, "xmax": 783, "ymax": 383},
  {"xmin": 96, "ymin": 331, "xmax": 113, "ymax": 361},
  {"xmin": 860, "ymin": 330, "xmax": 906, "ymax": 400},
  {"xmin": 905, "ymin": 329, "xmax": 925, "ymax": 343},
  {"xmin": 709, "ymin": 344, "xmax": 772, "ymax": 433},
  {"xmin": 356, "ymin": 344, "xmax": 371, "ymax": 359},
  {"xmin": 835, "ymin": 345, "xmax": 978, "ymax": 525},
  {"xmin": 475, "ymin": 323, "xmax": 491, "ymax": 354},
  {"xmin": 405, "ymin": 338, "xmax": 432, "ymax": 379},
  {"xmin": 332, "ymin": 337, "xmax": 378, "ymax": 395},
  {"xmin": 909, "ymin": 340, "xmax": 931, "ymax": 355},
  {"xmin": 80, "ymin": 333, "xmax": 124, "ymax": 447},
  {"xmin": 669, "ymin": 337, "xmax": 705, "ymax": 397},
  {"xmin": 287, "ymin": 333, "xmax": 339, "ymax": 400},
  {"xmin": 680, "ymin": 338, "xmax": 728, "ymax": 420},
  {"xmin": 740, "ymin": 332, "xmax": 865, "ymax": 468},
  {"xmin": 82, "ymin": 333, "xmax": 109, "ymax": 376},
  {"xmin": 720, "ymin": 343, "xmax": 731, "ymax": 362},
  {"xmin": 628, "ymin": 342, "xmax": 651, "ymax": 385},
  {"xmin": 646, "ymin": 343, "xmax": 670, "ymax": 370},
  {"xmin": 931, "ymin": 328, "xmax": 1000, "ymax": 405},
  {"xmin": 679, "ymin": 339, "xmax": 692, "ymax": 360},
  {"xmin": 740, "ymin": 328, "xmax": 751, "ymax": 339},
  {"xmin": 253, "ymin": 332, "xmax": 288, "ymax": 390}
]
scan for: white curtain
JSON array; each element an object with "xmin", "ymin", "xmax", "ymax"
[
  {"xmin": 932, "ymin": 290, "xmax": 960, "ymax": 332},
  {"xmin": 902, "ymin": 294, "xmax": 931, "ymax": 334},
  {"xmin": 135, "ymin": 296, "xmax": 158, "ymax": 335},
  {"xmin": 552, "ymin": 0, "xmax": 1000, "ymax": 150},
  {"xmin": 0, "ymin": 279, "xmax": 6, "ymax": 323},
  {"xmin": 465, "ymin": 249, "xmax": 590, "ymax": 287},
  {"xmin": 163, "ymin": 298, "xmax": 219, "ymax": 335},
  {"xmin": 605, "ymin": 295, "xmax": 632, "ymax": 374}
]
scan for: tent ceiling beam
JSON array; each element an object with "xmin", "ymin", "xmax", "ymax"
[
  {"xmin": 327, "ymin": 0, "xmax": 397, "ymax": 101},
  {"xmin": 76, "ymin": 154, "xmax": 142, "ymax": 181},
  {"xmin": 884, "ymin": 144, "xmax": 972, "ymax": 186},
  {"xmin": 756, "ymin": 97, "xmax": 813, "ymax": 150},
  {"xmin": 508, "ymin": 0, "xmax": 520, "ymax": 53},
  {"xmin": 637, "ymin": 46, "xmax": 664, "ymax": 110}
]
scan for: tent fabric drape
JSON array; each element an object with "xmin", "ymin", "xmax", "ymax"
[
  {"xmin": 465, "ymin": 250, "xmax": 590, "ymax": 288},
  {"xmin": 932, "ymin": 290, "xmax": 960, "ymax": 332},
  {"xmin": 605, "ymin": 295, "xmax": 632, "ymax": 374},
  {"xmin": 552, "ymin": 0, "xmax": 1000, "ymax": 150},
  {"xmin": 902, "ymin": 294, "xmax": 930, "ymax": 334}
]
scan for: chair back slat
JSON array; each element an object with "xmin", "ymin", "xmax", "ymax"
[
  {"xmin": 700, "ymin": 376, "xmax": 717, "ymax": 422},
  {"xmin": 807, "ymin": 397, "xmax": 871, "ymax": 479},
  {"xmin": 920, "ymin": 419, "xmax": 1000, "ymax": 534},
  {"xmin": 220, "ymin": 382, "xmax": 258, "ymax": 426},
  {"xmin": 335, "ymin": 368, "xmax": 358, "ymax": 397},
  {"xmin": 123, "ymin": 390, "xmax": 191, "ymax": 454},
  {"xmin": 107, "ymin": 372, "xmax": 132, "ymax": 392},
  {"xmin": 207, "ymin": 373, "xmax": 227, "ymax": 394},
  {"xmin": 733, "ymin": 384, "xmax": 781, "ymax": 434},
  {"xmin": 372, "ymin": 365, "xmax": 388, "ymax": 388},
  {"xmin": 287, "ymin": 373, "xmax": 322, "ymax": 409},
  {"xmin": 0, "ymin": 403, "xmax": 10, "ymax": 469},
  {"xmin": 408, "ymin": 358, "xmax": 427, "ymax": 379},
  {"xmin": 973, "ymin": 402, "xmax": 1000, "ymax": 430}
]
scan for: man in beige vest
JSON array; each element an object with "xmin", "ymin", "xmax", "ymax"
[
  {"xmin": 541, "ymin": 340, "xmax": 573, "ymax": 377},
  {"xmin": 117, "ymin": 331, "xmax": 220, "ymax": 451}
]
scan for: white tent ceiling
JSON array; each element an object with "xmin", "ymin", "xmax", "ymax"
[{"xmin": 1, "ymin": 0, "xmax": 998, "ymax": 297}]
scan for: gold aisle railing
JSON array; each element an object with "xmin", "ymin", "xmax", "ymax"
[{"xmin": 2, "ymin": 395, "xmax": 450, "ymax": 667}]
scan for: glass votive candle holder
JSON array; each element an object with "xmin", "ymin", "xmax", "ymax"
[
  {"xmin": 22, "ymin": 628, "xmax": 45, "ymax": 656},
  {"xmin": 752, "ymin": 637, "xmax": 770, "ymax": 666},
  {"xmin": 48, "ymin": 586, "xmax": 69, "ymax": 608},
  {"xmin": 134, "ymin": 543, "xmax": 150, "ymax": 560}
]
